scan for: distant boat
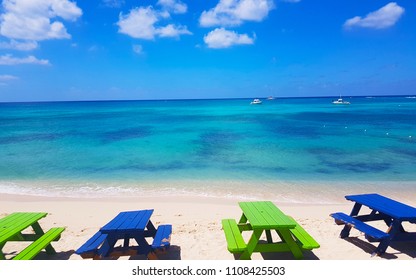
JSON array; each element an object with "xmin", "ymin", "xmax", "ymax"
[
  {"xmin": 250, "ymin": 98, "xmax": 262, "ymax": 105},
  {"xmin": 267, "ymin": 96, "xmax": 275, "ymax": 100},
  {"xmin": 332, "ymin": 96, "xmax": 350, "ymax": 105}
]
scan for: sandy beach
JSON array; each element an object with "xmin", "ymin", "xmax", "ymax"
[{"xmin": 1, "ymin": 193, "xmax": 416, "ymax": 260}]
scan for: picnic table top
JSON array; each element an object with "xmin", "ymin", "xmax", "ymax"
[
  {"xmin": 346, "ymin": 193, "xmax": 416, "ymax": 221},
  {"xmin": 0, "ymin": 212, "xmax": 48, "ymax": 244},
  {"xmin": 100, "ymin": 209, "xmax": 154, "ymax": 234},
  {"xmin": 238, "ymin": 201, "xmax": 296, "ymax": 230}
]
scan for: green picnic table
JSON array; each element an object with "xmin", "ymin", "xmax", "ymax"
[
  {"xmin": 0, "ymin": 212, "xmax": 65, "ymax": 260},
  {"xmin": 222, "ymin": 201, "xmax": 320, "ymax": 260}
]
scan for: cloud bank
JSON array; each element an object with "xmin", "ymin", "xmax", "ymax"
[
  {"xmin": 344, "ymin": 2, "xmax": 404, "ymax": 30},
  {"xmin": 117, "ymin": 5, "xmax": 191, "ymax": 40},
  {"xmin": 0, "ymin": 54, "xmax": 50, "ymax": 65},
  {"xmin": 200, "ymin": 0, "xmax": 274, "ymax": 27}
]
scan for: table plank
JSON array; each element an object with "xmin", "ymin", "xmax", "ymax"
[
  {"xmin": 100, "ymin": 210, "xmax": 154, "ymax": 233},
  {"xmin": 239, "ymin": 201, "xmax": 295, "ymax": 230},
  {"xmin": 346, "ymin": 194, "xmax": 416, "ymax": 221},
  {"xmin": 0, "ymin": 212, "xmax": 47, "ymax": 244}
]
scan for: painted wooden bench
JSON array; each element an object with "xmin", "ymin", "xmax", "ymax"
[
  {"xmin": 287, "ymin": 216, "xmax": 320, "ymax": 250},
  {"xmin": 13, "ymin": 227, "xmax": 65, "ymax": 260},
  {"xmin": 330, "ymin": 212, "xmax": 389, "ymax": 241},
  {"xmin": 152, "ymin": 224, "xmax": 172, "ymax": 250},
  {"xmin": 222, "ymin": 219, "xmax": 247, "ymax": 253},
  {"xmin": 74, "ymin": 231, "xmax": 108, "ymax": 259}
]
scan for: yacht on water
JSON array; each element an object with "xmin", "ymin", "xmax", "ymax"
[
  {"xmin": 250, "ymin": 98, "xmax": 262, "ymax": 105},
  {"xmin": 332, "ymin": 96, "xmax": 350, "ymax": 105}
]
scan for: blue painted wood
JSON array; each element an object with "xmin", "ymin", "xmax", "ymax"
[
  {"xmin": 345, "ymin": 194, "xmax": 416, "ymax": 222},
  {"xmin": 75, "ymin": 231, "xmax": 108, "ymax": 254},
  {"xmin": 330, "ymin": 212, "xmax": 389, "ymax": 240},
  {"xmin": 100, "ymin": 210, "xmax": 154, "ymax": 233},
  {"xmin": 152, "ymin": 225, "xmax": 172, "ymax": 249}
]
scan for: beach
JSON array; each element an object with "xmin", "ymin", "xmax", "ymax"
[
  {"xmin": 2, "ymin": 192, "xmax": 416, "ymax": 260},
  {"xmin": 1, "ymin": 98, "xmax": 416, "ymax": 260}
]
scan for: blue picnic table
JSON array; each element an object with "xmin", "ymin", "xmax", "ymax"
[
  {"xmin": 75, "ymin": 209, "xmax": 172, "ymax": 259},
  {"xmin": 331, "ymin": 193, "xmax": 416, "ymax": 256}
]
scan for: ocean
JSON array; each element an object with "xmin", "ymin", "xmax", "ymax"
[{"xmin": 1, "ymin": 96, "xmax": 415, "ymax": 203}]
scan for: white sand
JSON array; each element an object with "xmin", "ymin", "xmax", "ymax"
[{"xmin": 1, "ymin": 194, "xmax": 416, "ymax": 260}]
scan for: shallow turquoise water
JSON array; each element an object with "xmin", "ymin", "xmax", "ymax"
[{"xmin": 0, "ymin": 97, "xmax": 415, "ymax": 200}]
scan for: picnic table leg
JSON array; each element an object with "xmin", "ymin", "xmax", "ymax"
[
  {"xmin": 146, "ymin": 221, "xmax": 157, "ymax": 236},
  {"xmin": 31, "ymin": 221, "xmax": 57, "ymax": 254},
  {"xmin": 239, "ymin": 229, "xmax": 263, "ymax": 260},
  {"xmin": 133, "ymin": 235, "xmax": 152, "ymax": 256},
  {"xmin": 238, "ymin": 214, "xmax": 248, "ymax": 224},
  {"xmin": 340, "ymin": 203, "xmax": 363, "ymax": 238},
  {"xmin": 265, "ymin": 230, "xmax": 273, "ymax": 243},
  {"xmin": 97, "ymin": 236, "xmax": 118, "ymax": 258},
  {"xmin": 0, "ymin": 246, "xmax": 5, "ymax": 260},
  {"xmin": 278, "ymin": 229, "xmax": 303, "ymax": 260},
  {"xmin": 374, "ymin": 220, "xmax": 401, "ymax": 256}
]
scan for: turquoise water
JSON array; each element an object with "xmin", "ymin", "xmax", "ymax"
[{"xmin": 0, "ymin": 97, "xmax": 415, "ymax": 201}]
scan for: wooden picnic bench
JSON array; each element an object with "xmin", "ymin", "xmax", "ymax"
[
  {"xmin": 0, "ymin": 212, "xmax": 65, "ymax": 260},
  {"xmin": 222, "ymin": 201, "xmax": 319, "ymax": 260},
  {"xmin": 331, "ymin": 193, "xmax": 416, "ymax": 256},
  {"xmin": 75, "ymin": 210, "xmax": 172, "ymax": 260}
]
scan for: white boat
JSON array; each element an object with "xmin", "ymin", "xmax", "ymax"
[
  {"xmin": 267, "ymin": 96, "xmax": 275, "ymax": 100},
  {"xmin": 332, "ymin": 96, "xmax": 350, "ymax": 105},
  {"xmin": 250, "ymin": 98, "xmax": 262, "ymax": 104}
]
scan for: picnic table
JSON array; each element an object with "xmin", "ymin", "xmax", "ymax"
[
  {"xmin": 75, "ymin": 209, "xmax": 172, "ymax": 259},
  {"xmin": 222, "ymin": 201, "xmax": 319, "ymax": 260},
  {"xmin": 330, "ymin": 193, "xmax": 416, "ymax": 256},
  {"xmin": 0, "ymin": 212, "xmax": 65, "ymax": 260}
]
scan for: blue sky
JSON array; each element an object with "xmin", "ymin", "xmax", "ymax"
[{"xmin": 0, "ymin": 0, "xmax": 415, "ymax": 102}]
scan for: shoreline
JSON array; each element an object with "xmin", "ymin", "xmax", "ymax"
[
  {"xmin": 1, "ymin": 179, "xmax": 416, "ymax": 205},
  {"xmin": 1, "ymin": 193, "xmax": 416, "ymax": 260}
]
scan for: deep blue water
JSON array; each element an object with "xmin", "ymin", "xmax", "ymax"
[{"xmin": 0, "ymin": 96, "xmax": 415, "ymax": 199}]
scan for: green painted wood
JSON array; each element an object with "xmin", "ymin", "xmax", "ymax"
[
  {"xmin": 0, "ymin": 212, "xmax": 47, "ymax": 244},
  {"xmin": 239, "ymin": 229, "xmax": 263, "ymax": 260},
  {"xmin": 13, "ymin": 227, "xmax": 65, "ymax": 260},
  {"xmin": 221, "ymin": 219, "xmax": 247, "ymax": 253},
  {"xmin": 278, "ymin": 228, "xmax": 304, "ymax": 259},
  {"xmin": 238, "ymin": 201, "xmax": 296, "ymax": 230},
  {"xmin": 287, "ymin": 216, "xmax": 320, "ymax": 250}
]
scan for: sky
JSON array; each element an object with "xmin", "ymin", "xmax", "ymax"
[{"xmin": 0, "ymin": 0, "xmax": 415, "ymax": 102}]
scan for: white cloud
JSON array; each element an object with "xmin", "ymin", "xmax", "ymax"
[
  {"xmin": 344, "ymin": 2, "xmax": 404, "ymax": 30},
  {"xmin": 200, "ymin": 0, "xmax": 274, "ymax": 27},
  {"xmin": 204, "ymin": 28, "xmax": 254, "ymax": 48},
  {"xmin": 0, "ymin": 54, "xmax": 50, "ymax": 65},
  {"xmin": 157, "ymin": 0, "xmax": 187, "ymax": 14},
  {"xmin": 0, "ymin": 74, "xmax": 18, "ymax": 81},
  {"xmin": 0, "ymin": 39, "xmax": 38, "ymax": 50},
  {"xmin": 118, "ymin": 7, "xmax": 158, "ymax": 40},
  {"xmin": 0, "ymin": 0, "xmax": 82, "ymax": 41},
  {"xmin": 117, "ymin": 6, "xmax": 191, "ymax": 40},
  {"xmin": 157, "ymin": 24, "xmax": 192, "ymax": 38}
]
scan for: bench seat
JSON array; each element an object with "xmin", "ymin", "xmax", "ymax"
[
  {"xmin": 151, "ymin": 224, "xmax": 172, "ymax": 249},
  {"xmin": 75, "ymin": 231, "xmax": 108, "ymax": 258},
  {"xmin": 330, "ymin": 212, "xmax": 389, "ymax": 241},
  {"xmin": 13, "ymin": 227, "xmax": 65, "ymax": 260},
  {"xmin": 222, "ymin": 219, "xmax": 247, "ymax": 253},
  {"xmin": 287, "ymin": 216, "xmax": 320, "ymax": 250}
]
